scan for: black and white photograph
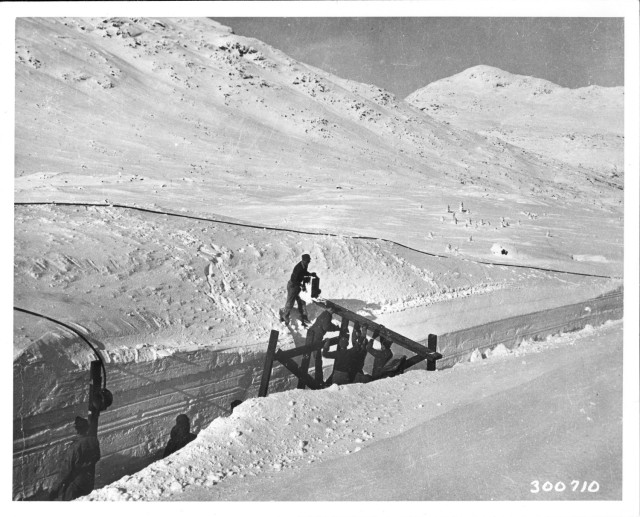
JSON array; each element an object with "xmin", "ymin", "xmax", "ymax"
[{"xmin": 5, "ymin": 1, "xmax": 638, "ymax": 514}]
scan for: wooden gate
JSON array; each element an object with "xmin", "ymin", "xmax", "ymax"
[{"xmin": 259, "ymin": 301, "xmax": 442, "ymax": 397}]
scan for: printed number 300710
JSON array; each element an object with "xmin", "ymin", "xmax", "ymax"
[{"xmin": 530, "ymin": 480, "xmax": 600, "ymax": 493}]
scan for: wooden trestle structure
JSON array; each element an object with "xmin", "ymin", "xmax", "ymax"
[{"xmin": 258, "ymin": 300, "xmax": 442, "ymax": 397}]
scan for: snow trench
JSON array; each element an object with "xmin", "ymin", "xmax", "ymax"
[
  {"xmin": 433, "ymin": 287, "xmax": 623, "ymax": 368},
  {"xmin": 12, "ymin": 288, "xmax": 622, "ymax": 500},
  {"xmin": 13, "ymin": 343, "xmax": 299, "ymax": 500}
]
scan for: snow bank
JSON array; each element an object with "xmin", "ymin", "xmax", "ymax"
[
  {"xmin": 80, "ymin": 319, "xmax": 624, "ymax": 502},
  {"xmin": 432, "ymin": 288, "xmax": 622, "ymax": 368},
  {"xmin": 13, "ymin": 341, "xmax": 300, "ymax": 500},
  {"xmin": 13, "ymin": 287, "xmax": 622, "ymax": 499}
]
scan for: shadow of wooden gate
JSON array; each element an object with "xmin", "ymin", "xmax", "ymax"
[{"xmin": 259, "ymin": 300, "xmax": 442, "ymax": 397}]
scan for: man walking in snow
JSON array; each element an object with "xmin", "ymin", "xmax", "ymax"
[
  {"xmin": 50, "ymin": 416, "xmax": 101, "ymax": 500},
  {"xmin": 279, "ymin": 253, "xmax": 317, "ymax": 326}
]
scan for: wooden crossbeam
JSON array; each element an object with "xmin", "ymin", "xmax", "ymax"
[
  {"xmin": 274, "ymin": 349, "xmax": 322, "ymax": 390},
  {"xmin": 323, "ymin": 300, "xmax": 442, "ymax": 362},
  {"xmin": 402, "ymin": 354, "xmax": 426, "ymax": 370},
  {"xmin": 277, "ymin": 342, "xmax": 322, "ymax": 361}
]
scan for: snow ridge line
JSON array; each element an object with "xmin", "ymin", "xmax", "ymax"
[
  {"xmin": 13, "ymin": 306, "xmax": 109, "ymax": 388},
  {"xmin": 15, "ymin": 201, "xmax": 617, "ymax": 280},
  {"xmin": 433, "ymin": 288, "xmax": 623, "ymax": 367}
]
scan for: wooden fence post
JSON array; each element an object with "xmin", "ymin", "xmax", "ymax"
[
  {"xmin": 340, "ymin": 315, "xmax": 350, "ymax": 336},
  {"xmin": 258, "ymin": 330, "xmax": 279, "ymax": 397},
  {"xmin": 297, "ymin": 352, "xmax": 312, "ymax": 389},
  {"xmin": 314, "ymin": 349, "xmax": 324, "ymax": 384},
  {"xmin": 274, "ymin": 351, "xmax": 322, "ymax": 390},
  {"xmin": 426, "ymin": 334, "xmax": 438, "ymax": 371},
  {"xmin": 88, "ymin": 360, "xmax": 101, "ymax": 436}
]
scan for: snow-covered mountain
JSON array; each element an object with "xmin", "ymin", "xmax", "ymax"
[
  {"xmin": 406, "ymin": 65, "xmax": 624, "ymax": 178},
  {"xmin": 16, "ymin": 20, "xmax": 623, "ymax": 218}
]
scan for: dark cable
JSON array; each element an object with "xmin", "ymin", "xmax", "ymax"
[
  {"xmin": 14, "ymin": 201, "xmax": 619, "ymax": 280},
  {"xmin": 13, "ymin": 306, "xmax": 108, "ymax": 389}
]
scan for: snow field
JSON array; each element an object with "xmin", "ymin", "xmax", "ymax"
[{"xmin": 11, "ymin": 14, "xmax": 628, "ymax": 506}]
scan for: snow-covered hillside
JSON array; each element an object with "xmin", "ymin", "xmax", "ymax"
[
  {"xmin": 13, "ymin": 17, "xmax": 624, "ymax": 357},
  {"xmin": 15, "ymin": 19, "xmax": 623, "ymax": 241},
  {"xmin": 13, "ymin": 17, "xmax": 626, "ymax": 503},
  {"xmin": 406, "ymin": 65, "xmax": 624, "ymax": 178}
]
